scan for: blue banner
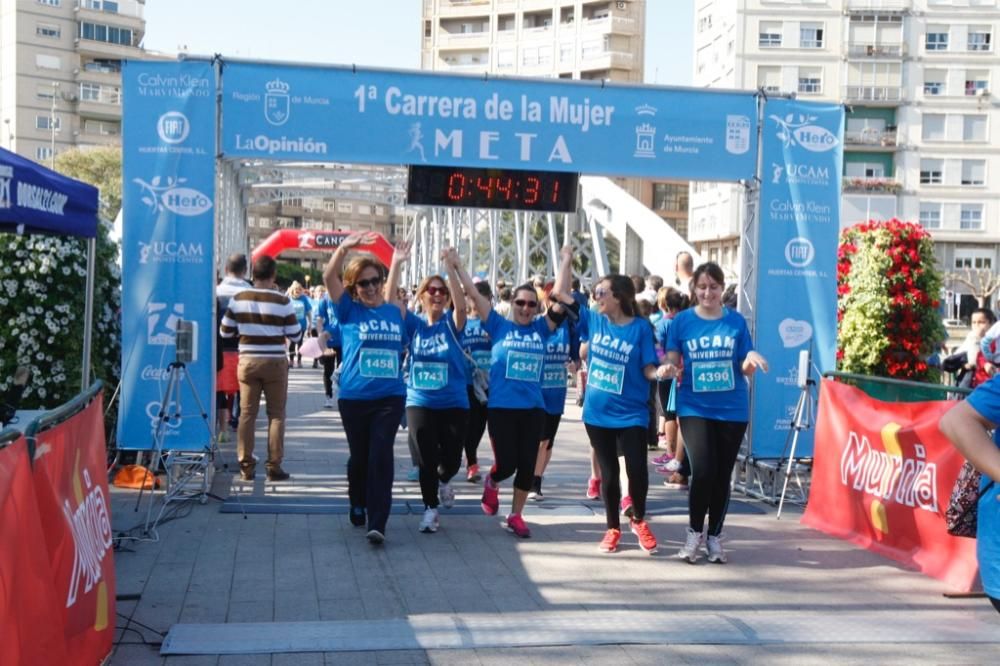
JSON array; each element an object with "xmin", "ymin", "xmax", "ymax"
[
  {"xmin": 751, "ymin": 100, "xmax": 844, "ymax": 459},
  {"xmin": 220, "ymin": 63, "xmax": 758, "ymax": 181},
  {"xmin": 118, "ymin": 61, "xmax": 217, "ymax": 451}
]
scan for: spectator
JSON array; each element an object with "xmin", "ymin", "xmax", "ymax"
[
  {"xmin": 215, "ymin": 253, "xmax": 251, "ymax": 441},
  {"xmin": 675, "ymin": 251, "xmax": 694, "ymax": 290}
]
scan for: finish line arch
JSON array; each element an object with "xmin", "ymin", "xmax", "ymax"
[
  {"xmin": 118, "ymin": 56, "xmax": 844, "ymax": 471},
  {"xmin": 251, "ymin": 228, "xmax": 394, "ymax": 267}
]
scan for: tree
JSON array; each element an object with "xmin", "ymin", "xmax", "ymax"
[
  {"xmin": 945, "ymin": 267, "xmax": 1000, "ymax": 309},
  {"xmin": 0, "ymin": 148, "xmax": 121, "ymax": 411},
  {"xmin": 837, "ymin": 219, "xmax": 945, "ymax": 381}
]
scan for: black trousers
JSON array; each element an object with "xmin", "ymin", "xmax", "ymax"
[
  {"xmin": 585, "ymin": 423, "xmax": 648, "ymax": 529},
  {"xmin": 487, "ymin": 407, "xmax": 544, "ymax": 492},
  {"xmin": 319, "ymin": 350, "xmax": 340, "ymax": 398},
  {"xmin": 464, "ymin": 385, "xmax": 488, "ymax": 466},
  {"xmin": 407, "ymin": 406, "xmax": 469, "ymax": 508},
  {"xmin": 678, "ymin": 416, "xmax": 748, "ymax": 536},
  {"xmin": 338, "ymin": 395, "xmax": 405, "ymax": 533}
]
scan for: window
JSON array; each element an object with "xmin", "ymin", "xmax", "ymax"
[
  {"xmin": 922, "ymin": 114, "xmax": 946, "ymax": 141},
  {"xmin": 84, "ymin": 0, "xmax": 120, "ymax": 10},
  {"xmin": 424, "ymin": 20, "xmax": 431, "ymax": 38},
  {"xmin": 79, "ymin": 22, "xmax": 133, "ymax": 46},
  {"xmin": 924, "ymin": 70, "xmax": 946, "ymax": 95},
  {"xmin": 35, "ymin": 53, "xmax": 61, "ymax": 70},
  {"xmin": 559, "ymin": 43, "xmax": 573, "ymax": 63},
  {"xmin": 968, "ymin": 29, "xmax": 992, "ymax": 52},
  {"xmin": 920, "ymin": 159, "xmax": 943, "ymax": 184},
  {"xmin": 846, "ymin": 162, "xmax": 884, "ymax": 178},
  {"xmin": 919, "ymin": 203, "xmax": 941, "ymax": 229},
  {"xmin": 954, "ymin": 251, "xmax": 993, "ymax": 270},
  {"xmin": 36, "ymin": 23, "xmax": 60, "ymax": 38},
  {"xmin": 36, "ymin": 84, "xmax": 56, "ymax": 100},
  {"xmin": 800, "ymin": 24, "xmax": 823, "ymax": 49},
  {"xmin": 757, "ymin": 65, "xmax": 781, "ymax": 94},
  {"xmin": 336, "ymin": 201, "xmax": 352, "ymax": 213},
  {"xmin": 926, "ymin": 28, "xmax": 949, "ymax": 51},
  {"xmin": 759, "ymin": 22, "xmax": 782, "ymax": 48},
  {"xmin": 357, "ymin": 205, "xmax": 371, "ymax": 216},
  {"xmin": 522, "ymin": 47, "xmax": 539, "ymax": 66},
  {"xmin": 962, "ymin": 160, "xmax": 986, "ymax": 186},
  {"xmin": 652, "ymin": 183, "xmax": 689, "ymax": 212},
  {"xmin": 960, "ymin": 204, "xmax": 984, "ymax": 230},
  {"xmin": 964, "ymin": 114, "xmax": 987, "ymax": 141},
  {"xmin": 798, "ymin": 68, "xmax": 822, "ymax": 94},
  {"xmin": 37, "ymin": 0, "xmax": 60, "ymax": 6},
  {"xmin": 965, "ymin": 71, "xmax": 989, "ymax": 95},
  {"xmin": 538, "ymin": 45, "xmax": 553, "ymax": 66},
  {"xmin": 497, "ymin": 49, "xmax": 514, "ymax": 69},
  {"xmin": 35, "ymin": 115, "xmax": 61, "ymax": 131},
  {"xmin": 36, "ymin": 147, "xmax": 53, "ymax": 161}
]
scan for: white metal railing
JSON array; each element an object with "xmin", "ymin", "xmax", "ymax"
[
  {"xmin": 79, "ymin": 84, "xmax": 121, "ymax": 105},
  {"xmin": 844, "ymin": 128, "xmax": 898, "ymax": 146},
  {"xmin": 843, "ymin": 85, "xmax": 903, "ymax": 101},
  {"xmin": 77, "ymin": 0, "xmax": 144, "ymax": 19},
  {"xmin": 845, "ymin": 0, "xmax": 909, "ymax": 10},
  {"xmin": 847, "ymin": 43, "xmax": 905, "ymax": 57}
]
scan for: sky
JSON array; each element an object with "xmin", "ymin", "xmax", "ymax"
[{"xmin": 142, "ymin": 0, "xmax": 693, "ymax": 86}]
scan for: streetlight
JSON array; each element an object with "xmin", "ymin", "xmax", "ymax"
[{"xmin": 50, "ymin": 82, "xmax": 59, "ymax": 168}]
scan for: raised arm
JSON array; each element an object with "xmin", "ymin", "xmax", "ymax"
[
  {"xmin": 323, "ymin": 231, "xmax": 375, "ymax": 304},
  {"xmin": 940, "ymin": 400, "xmax": 1000, "ymax": 483},
  {"xmin": 544, "ymin": 246, "xmax": 575, "ymax": 331},
  {"xmin": 443, "ymin": 247, "xmax": 467, "ymax": 331},
  {"xmin": 385, "ymin": 240, "xmax": 412, "ymax": 316}
]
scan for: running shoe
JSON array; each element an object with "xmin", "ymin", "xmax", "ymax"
[
  {"xmin": 599, "ymin": 528, "xmax": 621, "ymax": 553},
  {"xmin": 466, "ymin": 463, "xmax": 481, "ymax": 483},
  {"xmin": 439, "ymin": 481, "xmax": 456, "ymax": 509},
  {"xmin": 481, "ymin": 476, "xmax": 500, "ymax": 515},
  {"xmin": 406, "ymin": 467, "xmax": 420, "ymax": 482},
  {"xmin": 324, "ymin": 397, "xmax": 335, "ymax": 409},
  {"xmin": 505, "ymin": 512, "xmax": 531, "ymax": 538},
  {"xmin": 366, "ymin": 529, "xmax": 385, "ymax": 545},
  {"xmin": 662, "ymin": 459, "xmax": 681, "ymax": 473},
  {"xmin": 677, "ymin": 527, "xmax": 703, "ymax": 564},
  {"xmin": 349, "ymin": 506, "xmax": 366, "ymax": 527},
  {"xmin": 586, "ymin": 477, "xmax": 601, "ymax": 500},
  {"xmin": 528, "ymin": 476, "xmax": 544, "ymax": 502},
  {"xmin": 654, "ymin": 465, "xmax": 675, "ymax": 475},
  {"xmin": 418, "ymin": 508, "xmax": 439, "ymax": 533},
  {"xmin": 706, "ymin": 534, "xmax": 727, "ymax": 564},
  {"xmin": 620, "ymin": 495, "xmax": 634, "ymax": 519},
  {"xmin": 630, "ymin": 519, "xmax": 658, "ymax": 554},
  {"xmin": 663, "ymin": 473, "xmax": 689, "ymax": 490},
  {"xmin": 651, "ymin": 452, "xmax": 673, "ymax": 465}
]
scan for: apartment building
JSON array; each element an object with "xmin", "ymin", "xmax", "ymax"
[
  {"xmin": 691, "ymin": 0, "xmax": 1000, "ymax": 311},
  {"xmin": 0, "ymin": 0, "xmax": 145, "ymax": 163}
]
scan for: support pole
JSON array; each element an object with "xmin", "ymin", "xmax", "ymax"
[{"xmin": 81, "ymin": 236, "xmax": 96, "ymax": 388}]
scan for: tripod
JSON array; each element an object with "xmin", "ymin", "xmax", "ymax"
[
  {"xmin": 136, "ymin": 360, "xmax": 216, "ymax": 534},
  {"xmin": 776, "ymin": 376, "xmax": 816, "ymax": 519}
]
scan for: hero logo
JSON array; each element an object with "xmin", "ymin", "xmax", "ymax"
[
  {"xmin": 771, "ymin": 113, "xmax": 839, "ymax": 153},
  {"xmin": 785, "ymin": 237, "xmax": 815, "ymax": 268},
  {"xmin": 157, "ymin": 111, "xmax": 189, "ymax": 144},
  {"xmin": 133, "ymin": 176, "xmax": 212, "ymax": 217}
]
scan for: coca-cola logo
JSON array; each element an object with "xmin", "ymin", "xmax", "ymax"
[{"xmin": 141, "ymin": 365, "xmax": 169, "ymax": 381}]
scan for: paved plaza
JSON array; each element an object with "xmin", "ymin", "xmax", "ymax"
[{"xmin": 108, "ymin": 369, "xmax": 1000, "ymax": 665}]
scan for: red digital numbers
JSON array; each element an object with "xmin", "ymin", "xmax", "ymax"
[
  {"xmin": 495, "ymin": 177, "xmax": 514, "ymax": 201},
  {"xmin": 524, "ymin": 177, "xmax": 541, "ymax": 205},
  {"xmin": 475, "ymin": 176, "xmax": 495, "ymax": 199},
  {"xmin": 446, "ymin": 173, "xmax": 466, "ymax": 201},
  {"xmin": 550, "ymin": 180, "xmax": 560, "ymax": 203}
]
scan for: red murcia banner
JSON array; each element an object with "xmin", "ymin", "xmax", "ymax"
[
  {"xmin": 0, "ymin": 437, "xmax": 71, "ymax": 665},
  {"xmin": 31, "ymin": 394, "xmax": 116, "ymax": 664},
  {"xmin": 803, "ymin": 379, "xmax": 978, "ymax": 590}
]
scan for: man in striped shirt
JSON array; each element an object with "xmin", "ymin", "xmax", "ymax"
[{"xmin": 220, "ymin": 255, "xmax": 301, "ymax": 482}]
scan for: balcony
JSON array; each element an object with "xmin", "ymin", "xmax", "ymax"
[
  {"xmin": 75, "ymin": 37, "xmax": 142, "ymax": 60},
  {"xmin": 845, "ymin": 0, "xmax": 909, "ymax": 11},
  {"xmin": 580, "ymin": 49, "xmax": 634, "ymax": 70},
  {"xmin": 844, "ymin": 127, "xmax": 899, "ymax": 148},
  {"xmin": 436, "ymin": 30, "xmax": 490, "ymax": 48},
  {"xmin": 582, "ymin": 14, "xmax": 638, "ymax": 35},
  {"xmin": 75, "ymin": 3, "xmax": 145, "ymax": 36},
  {"xmin": 842, "ymin": 177, "xmax": 902, "ymax": 194},
  {"xmin": 843, "ymin": 85, "xmax": 903, "ymax": 103},
  {"xmin": 433, "ymin": 0, "xmax": 492, "ymax": 17},
  {"xmin": 846, "ymin": 42, "xmax": 905, "ymax": 58}
]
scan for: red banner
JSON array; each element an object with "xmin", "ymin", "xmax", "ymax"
[
  {"xmin": 803, "ymin": 379, "xmax": 978, "ymax": 590},
  {"xmin": 0, "ymin": 437, "xmax": 70, "ymax": 665},
  {"xmin": 31, "ymin": 395, "xmax": 116, "ymax": 664}
]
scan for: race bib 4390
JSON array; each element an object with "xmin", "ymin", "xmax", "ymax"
[{"xmin": 692, "ymin": 360, "xmax": 734, "ymax": 392}]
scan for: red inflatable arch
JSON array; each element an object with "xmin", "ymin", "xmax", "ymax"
[{"xmin": 251, "ymin": 229, "xmax": 394, "ymax": 267}]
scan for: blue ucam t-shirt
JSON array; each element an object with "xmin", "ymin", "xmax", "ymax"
[
  {"xmin": 962, "ymin": 376, "xmax": 1000, "ymax": 600},
  {"xmin": 665, "ymin": 307, "xmax": 754, "ymax": 422},
  {"xmin": 404, "ymin": 311, "xmax": 470, "ymax": 410},
  {"xmin": 334, "ymin": 297, "xmax": 407, "ymax": 400},
  {"xmin": 581, "ymin": 309, "xmax": 658, "ymax": 429},
  {"xmin": 291, "ymin": 294, "xmax": 312, "ymax": 333},
  {"xmin": 462, "ymin": 316, "xmax": 492, "ymax": 387},
  {"xmin": 481, "ymin": 311, "xmax": 551, "ymax": 410},
  {"xmin": 317, "ymin": 297, "xmax": 341, "ymax": 347},
  {"xmin": 542, "ymin": 320, "xmax": 572, "ymax": 416}
]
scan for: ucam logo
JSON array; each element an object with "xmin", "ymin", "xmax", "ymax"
[
  {"xmin": 785, "ymin": 237, "xmax": 815, "ymax": 268},
  {"xmin": 157, "ymin": 111, "xmax": 189, "ymax": 144},
  {"xmin": 772, "ymin": 162, "xmax": 829, "ymax": 187},
  {"xmin": 138, "ymin": 241, "xmax": 205, "ymax": 265},
  {"xmin": 771, "ymin": 113, "xmax": 839, "ymax": 153},
  {"xmin": 133, "ymin": 176, "xmax": 213, "ymax": 217}
]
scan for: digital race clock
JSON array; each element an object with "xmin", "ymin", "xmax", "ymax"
[{"xmin": 407, "ymin": 165, "xmax": 579, "ymax": 213}]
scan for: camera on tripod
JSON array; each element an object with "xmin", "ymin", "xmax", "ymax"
[{"xmin": 174, "ymin": 320, "xmax": 198, "ymax": 364}]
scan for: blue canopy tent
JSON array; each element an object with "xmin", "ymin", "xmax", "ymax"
[{"xmin": 0, "ymin": 147, "xmax": 101, "ymax": 388}]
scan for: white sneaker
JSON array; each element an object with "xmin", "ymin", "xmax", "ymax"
[
  {"xmin": 706, "ymin": 534, "xmax": 727, "ymax": 564},
  {"xmin": 663, "ymin": 459, "xmax": 681, "ymax": 473},
  {"xmin": 677, "ymin": 527, "xmax": 703, "ymax": 564},
  {"xmin": 418, "ymin": 508, "xmax": 439, "ymax": 533},
  {"xmin": 324, "ymin": 397, "xmax": 335, "ymax": 409},
  {"xmin": 439, "ymin": 482, "xmax": 455, "ymax": 509}
]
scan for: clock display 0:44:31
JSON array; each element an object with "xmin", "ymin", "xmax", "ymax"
[{"xmin": 407, "ymin": 165, "xmax": 579, "ymax": 212}]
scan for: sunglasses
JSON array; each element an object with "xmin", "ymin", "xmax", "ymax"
[
  {"xmin": 594, "ymin": 288, "xmax": 610, "ymax": 298},
  {"xmin": 425, "ymin": 286, "xmax": 449, "ymax": 297},
  {"xmin": 514, "ymin": 299, "xmax": 538, "ymax": 308},
  {"xmin": 356, "ymin": 276, "xmax": 383, "ymax": 290}
]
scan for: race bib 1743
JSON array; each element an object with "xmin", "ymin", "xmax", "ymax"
[{"xmin": 411, "ymin": 361, "xmax": 448, "ymax": 390}]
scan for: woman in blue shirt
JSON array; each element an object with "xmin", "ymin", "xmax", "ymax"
[
  {"xmin": 316, "ymin": 294, "xmax": 341, "ymax": 409},
  {"xmin": 455, "ymin": 247, "xmax": 572, "ymax": 538},
  {"xmin": 323, "ymin": 231, "xmax": 411, "ymax": 546},
  {"xmin": 555, "ymin": 274, "xmax": 671, "ymax": 554},
  {"xmin": 286, "ymin": 282, "xmax": 312, "ymax": 368},
  {"xmin": 404, "ymin": 248, "xmax": 469, "ymax": 534},
  {"xmin": 663, "ymin": 262, "xmax": 768, "ymax": 564},
  {"xmin": 940, "ymin": 376, "xmax": 1000, "ymax": 615},
  {"xmin": 461, "ymin": 280, "xmax": 494, "ymax": 484}
]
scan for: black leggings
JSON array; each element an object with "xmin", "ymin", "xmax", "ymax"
[
  {"xmin": 585, "ymin": 424, "xmax": 648, "ymax": 529},
  {"xmin": 407, "ymin": 406, "xmax": 469, "ymax": 509},
  {"xmin": 679, "ymin": 416, "xmax": 747, "ymax": 536},
  {"xmin": 319, "ymin": 350, "xmax": 340, "ymax": 398},
  {"xmin": 487, "ymin": 407, "xmax": 544, "ymax": 491},
  {"xmin": 464, "ymin": 385, "xmax": 488, "ymax": 466}
]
